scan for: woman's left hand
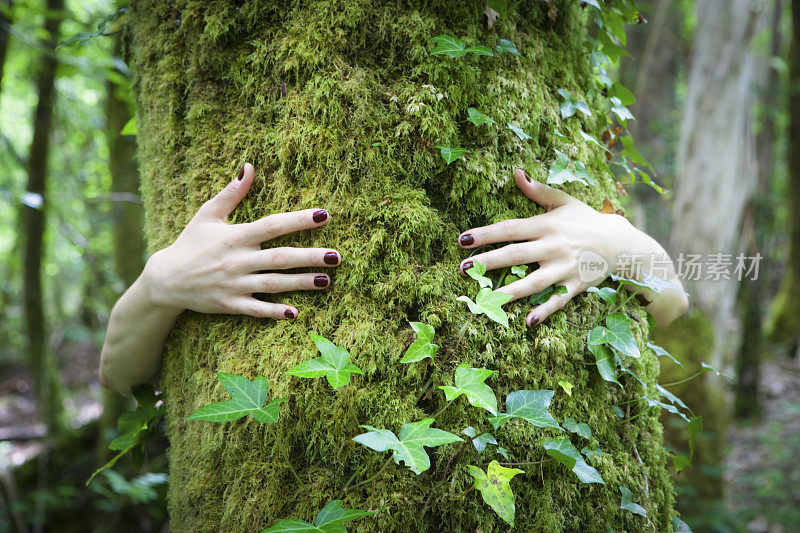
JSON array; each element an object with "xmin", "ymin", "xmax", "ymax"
[{"xmin": 457, "ymin": 169, "xmax": 672, "ymax": 327}]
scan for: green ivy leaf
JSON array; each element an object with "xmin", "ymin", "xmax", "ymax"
[
  {"xmin": 511, "ymin": 265, "xmax": 528, "ymax": 278},
  {"xmin": 579, "ymin": 130, "xmax": 610, "ymax": 152},
  {"xmin": 548, "ymin": 149, "xmax": 593, "ymax": 186},
  {"xmin": 436, "ymin": 145, "xmax": 470, "ymax": 165},
  {"xmin": 120, "ymin": 116, "xmax": 137, "ymax": 135},
  {"xmin": 466, "ymin": 259, "xmax": 493, "ymax": 289},
  {"xmin": 586, "ymin": 286, "xmax": 617, "ymax": 304},
  {"xmin": 557, "ymin": 88, "xmax": 592, "ymax": 119},
  {"xmin": 673, "ymin": 517, "xmax": 693, "ymax": 532},
  {"xmin": 700, "ymin": 362, "xmax": 735, "ymax": 381},
  {"xmin": 583, "ymin": 0, "xmax": 602, "ymax": 9},
  {"xmin": 287, "ymin": 335, "xmax": 364, "ymax": 389},
  {"xmin": 688, "ymin": 415, "xmax": 702, "ymax": 460},
  {"xmin": 353, "ymin": 418, "xmax": 462, "ymax": 475},
  {"xmin": 558, "ymin": 380, "xmax": 573, "ymax": 396},
  {"xmin": 562, "ymin": 418, "xmax": 592, "ymax": 439},
  {"xmin": 495, "ymin": 38, "xmax": 521, "ymax": 56},
  {"xmin": 440, "ymin": 364, "xmax": 498, "ymax": 415},
  {"xmin": 430, "ymin": 35, "xmax": 468, "ymax": 57},
  {"xmin": 489, "ymin": 390, "xmax": 561, "ymax": 430},
  {"xmin": 401, "ymin": 321, "xmax": 438, "ymax": 363},
  {"xmin": 672, "ymin": 453, "xmax": 691, "ymax": 473},
  {"xmin": 186, "ymin": 373, "xmax": 287, "ymax": 423},
  {"xmin": 646, "ymin": 342, "xmax": 683, "ymax": 367},
  {"xmin": 541, "ymin": 437, "xmax": 605, "ymax": 484},
  {"xmin": 587, "ymin": 342, "xmax": 621, "ymax": 385},
  {"xmin": 262, "ymin": 500, "xmax": 372, "ymax": 532},
  {"xmin": 588, "ymin": 315, "xmax": 640, "ymax": 359},
  {"xmin": 609, "ymin": 272, "xmax": 688, "ymax": 296},
  {"xmin": 609, "ymin": 81, "xmax": 635, "ymax": 106},
  {"xmin": 610, "ymin": 96, "xmax": 635, "ymax": 122},
  {"xmin": 465, "ymin": 45, "xmax": 494, "ymax": 56},
  {"xmin": 643, "ymin": 397, "xmax": 689, "ymax": 422},
  {"xmin": 611, "ymin": 405, "xmax": 624, "ymax": 418},
  {"xmin": 581, "ymin": 446, "xmax": 603, "ymax": 459},
  {"xmin": 506, "ymin": 122, "xmax": 531, "ymax": 140},
  {"xmin": 462, "ymin": 427, "xmax": 498, "ymax": 453},
  {"xmin": 619, "ymin": 486, "xmax": 647, "ymax": 517},
  {"xmin": 528, "ymin": 284, "xmax": 568, "ymax": 305},
  {"xmin": 467, "ymin": 107, "xmax": 495, "ymax": 127},
  {"xmin": 467, "ymin": 461, "xmax": 524, "ymax": 526},
  {"xmin": 457, "ymin": 288, "xmax": 513, "ymax": 327},
  {"xmin": 656, "ymin": 384, "xmax": 689, "ymax": 411}
]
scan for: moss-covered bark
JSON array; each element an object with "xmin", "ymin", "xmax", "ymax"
[{"xmin": 129, "ymin": 1, "xmax": 675, "ymax": 530}]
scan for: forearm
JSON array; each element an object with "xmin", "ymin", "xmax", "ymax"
[{"xmin": 99, "ymin": 270, "xmax": 183, "ymax": 395}]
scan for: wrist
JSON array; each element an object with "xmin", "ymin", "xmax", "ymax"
[{"xmin": 140, "ymin": 248, "xmax": 184, "ymax": 314}]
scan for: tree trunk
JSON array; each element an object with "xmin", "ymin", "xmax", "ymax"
[
  {"xmin": 767, "ymin": 0, "xmax": 800, "ymax": 342},
  {"xmin": 23, "ymin": 0, "xmax": 63, "ymax": 434},
  {"xmin": 130, "ymin": 1, "xmax": 676, "ymax": 530},
  {"xmin": 0, "ymin": 0, "xmax": 13, "ymax": 93}
]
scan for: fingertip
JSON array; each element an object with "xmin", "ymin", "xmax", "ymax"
[
  {"xmin": 459, "ymin": 233, "xmax": 475, "ymax": 248},
  {"xmin": 514, "ymin": 168, "xmax": 529, "ymax": 184},
  {"xmin": 242, "ymin": 162, "xmax": 254, "ymax": 180},
  {"xmin": 527, "ymin": 312, "xmax": 541, "ymax": 327},
  {"xmin": 312, "ymin": 209, "xmax": 329, "ymax": 224},
  {"xmin": 284, "ymin": 307, "xmax": 298, "ymax": 320}
]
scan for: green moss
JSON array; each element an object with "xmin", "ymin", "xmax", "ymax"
[{"xmin": 130, "ymin": 0, "xmax": 676, "ymax": 530}]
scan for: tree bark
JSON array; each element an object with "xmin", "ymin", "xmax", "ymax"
[
  {"xmin": 130, "ymin": 1, "xmax": 676, "ymax": 530},
  {"xmin": 22, "ymin": 0, "xmax": 63, "ymax": 433}
]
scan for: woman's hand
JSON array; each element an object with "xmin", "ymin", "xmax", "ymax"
[
  {"xmin": 142, "ymin": 163, "xmax": 338, "ymax": 320},
  {"xmin": 457, "ymin": 169, "xmax": 689, "ymax": 327}
]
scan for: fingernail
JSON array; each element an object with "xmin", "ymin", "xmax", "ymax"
[
  {"xmin": 324, "ymin": 252, "xmax": 339, "ymax": 265},
  {"xmin": 523, "ymin": 170, "xmax": 531, "ymax": 182},
  {"xmin": 314, "ymin": 275, "xmax": 329, "ymax": 287},
  {"xmin": 459, "ymin": 234, "xmax": 474, "ymax": 246},
  {"xmin": 528, "ymin": 315, "xmax": 540, "ymax": 326},
  {"xmin": 461, "ymin": 260, "xmax": 473, "ymax": 272},
  {"xmin": 237, "ymin": 164, "xmax": 245, "ymax": 180},
  {"xmin": 284, "ymin": 309, "xmax": 295, "ymax": 319},
  {"xmin": 313, "ymin": 210, "xmax": 328, "ymax": 223}
]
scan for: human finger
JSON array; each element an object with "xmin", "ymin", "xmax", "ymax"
[
  {"xmin": 226, "ymin": 297, "xmax": 299, "ymax": 320},
  {"xmin": 459, "ymin": 242, "xmax": 550, "ymax": 273},
  {"xmin": 241, "ymin": 247, "xmax": 341, "ymax": 272},
  {"xmin": 458, "ymin": 216, "xmax": 552, "ymax": 249},
  {"xmin": 238, "ymin": 208, "xmax": 330, "ymax": 244},
  {"xmin": 526, "ymin": 280, "xmax": 584, "ymax": 326},
  {"xmin": 495, "ymin": 264, "xmax": 572, "ymax": 303},
  {"xmin": 514, "ymin": 168, "xmax": 575, "ymax": 211},
  {"xmin": 197, "ymin": 163, "xmax": 255, "ymax": 220},
  {"xmin": 240, "ymin": 273, "xmax": 331, "ymax": 294}
]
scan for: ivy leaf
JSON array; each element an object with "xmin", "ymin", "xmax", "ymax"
[
  {"xmin": 401, "ymin": 321, "xmax": 438, "ymax": 363},
  {"xmin": 495, "ymin": 38, "xmax": 521, "ymax": 56},
  {"xmin": 120, "ymin": 116, "xmax": 137, "ymax": 135},
  {"xmin": 541, "ymin": 437, "xmax": 605, "ymax": 484},
  {"xmin": 440, "ymin": 364, "xmax": 498, "ymax": 415},
  {"xmin": 610, "ymin": 96, "xmax": 635, "ymax": 122},
  {"xmin": 88, "ymin": 385, "xmax": 163, "ymax": 485},
  {"xmin": 581, "ymin": 446, "xmax": 603, "ymax": 459},
  {"xmin": 656, "ymin": 384, "xmax": 689, "ymax": 411},
  {"xmin": 430, "ymin": 35, "xmax": 468, "ymax": 58},
  {"xmin": 579, "ymin": 130, "xmax": 610, "ymax": 152},
  {"xmin": 489, "ymin": 390, "xmax": 561, "ymax": 430},
  {"xmin": 643, "ymin": 397, "xmax": 689, "ymax": 422},
  {"xmin": 506, "ymin": 122, "xmax": 531, "ymax": 140},
  {"xmin": 465, "ymin": 45, "xmax": 494, "ymax": 56},
  {"xmin": 287, "ymin": 335, "xmax": 364, "ymax": 389},
  {"xmin": 562, "ymin": 418, "xmax": 592, "ymax": 439},
  {"xmin": 353, "ymin": 418, "xmax": 461, "ymax": 475},
  {"xmin": 548, "ymin": 149, "xmax": 593, "ymax": 186},
  {"xmin": 646, "ymin": 342, "xmax": 682, "ymax": 367},
  {"xmin": 262, "ymin": 500, "xmax": 372, "ymax": 532},
  {"xmin": 619, "ymin": 486, "xmax": 647, "ymax": 517},
  {"xmin": 700, "ymin": 362, "xmax": 735, "ymax": 381},
  {"xmin": 673, "ymin": 517, "xmax": 693, "ymax": 533},
  {"xmin": 457, "ymin": 288, "xmax": 513, "ymax": 327},
  {"xmin": 466, "ymin": 259, "xmax": 493, "ymax": 289},
  {"xmin": 609, "ymin": 81, "xmax": 635, "ymax": 106},
  {"xmin": 186, "ymin": 373, "xmax": 287, "ymax": 423},
  {"xmin": 609, "ymin": 272, "xmax": 688, "ymax": 296},
  {"xmin": 467, "ymin": 461, "xmax": 524, "ymax": 526},
  {"xmin": 436, "ymin": 145, "xmax": 470, "ymax": 165},
  {"xmin": 497, "ymin": 447, "xmax": 509, "ymax": 460},
  {"xmin": 467, "ymin": 107, "xmax": 495, "ymax": 126},
  {"xmin": 587, "ymin": 342, "xmax": 620, "ymax": 385},
  {"xmin": 587, "ymin": 315, "xmax": 640, "ymax": 359},
  {"xmin": 462, "ymin": 427, "xmax": 498, "ymax": 453},
  {"xmin": 557, "ymin": 88, "xmax": 592, "ymax": 119},
  {"xmin": 688, "ymin": 415, "xmax": 702, "ymax": 460},
  {"xmin": 558, "ymin": 380, "xmax": 573, "ymax": 396},
  {"xmin": 586, "ymin": 286, "xmax": 617, "ymax": 304},
  {"xmin": 672, "ymin": 453, "xmax": 691, "ymax": 473},
  {"xmin": 528, "ymin": 284, "xmax": 568, "ymax": 305},
  {"xmin": 612, "ymin": 405, "xmax": 624, "ymax": 418},
  {"xmin": 511, "ymin": 265, "xmax": 528, "ymax": 278},
  {"xmin": 583, "ymin": 0, "xmax": 602, "ymax": 9}
]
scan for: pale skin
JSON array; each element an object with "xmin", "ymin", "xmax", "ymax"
[{"xmin": 99, "ymin": 164, "xmax": 689, "ymax": 395}]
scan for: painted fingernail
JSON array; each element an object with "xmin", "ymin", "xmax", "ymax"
[
  {"xmin": 324, "ymin": 252, "xmax": 339, "ymax": 265},
  {"xmin": 313, "ymin": 210, "xmax": 328, "ymax": 223},
  {"xmin": 237, "ymin": 164, "xmax": 245, "ymax": 180},
  {"xmin": 314, "ymin": 275, "xmax": 329, "ymax": 287},
  {"xmin": 459, "ymin": 234, "xmax": 474, "ymax": 246},
  {"xmin": 284, "ymin": 309, "xmax": 295, "ymax": 319},
  {"xmin": 461, "ymin": 260, "xmax": 473, "ymax": 272},
  {"xmin": 523, "ymin": 170, "xmax": 531, "ymax": 182},
  {"xmin": 528, "ymin": 315, "xmax": 540, "ymax": 326}
]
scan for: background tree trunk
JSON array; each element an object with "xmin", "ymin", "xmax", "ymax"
[
  {"xmin": 0, "ymin": 0, "xmax": 13, "ymax": 93},
  {"xmin": 130, "ymin": 1, "xmax": 676, "ymax": 530}
]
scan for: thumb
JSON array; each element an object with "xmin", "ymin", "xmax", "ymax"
[
  {"xmin": 514, "ymin": 168, "xmax": 572, "ymax": 211},
  {"xmin": 199, "ymin": 162, "xmax": 255, "ymax": 220}
]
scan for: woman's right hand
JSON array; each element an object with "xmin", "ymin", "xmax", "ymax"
[{"xmin": 141, "ymin": 163, "xmax": 339, "ymax": 320}]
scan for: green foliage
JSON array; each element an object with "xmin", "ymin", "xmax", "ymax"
[
  {"xmin": 466, "ymin": 107, "xmax": 495, "ymax": 127},
  {"xmin": 586, "ymin": 286, "xmax": 617, "ymax": 304},
  {"xmin": 528, "ymin": 284, "xmax": 568, "ymax": 305},
  {"xmin": 489, "ymin": 390, "xmax": 561, "ymax": 430},
  {"xmin": 548, "ymin": 149, "xmax": 596, "ymax": 186},
  {"xmin": 88, "ymin": 385, "xmax": 163, "ymax": 485},
  {"xmin": 588, "ymin": 314, "xmax": 640, "ymax": 359},
  {"xmin": 465, "ymin": 260, "xmax": 493, "ymax": 289},
  {"xmin": 506, "ymin": 122, "xmax": 531, "ymax": 140},
  {"xmin": 462, "ymin": 427, "xmax": 498, "ymax": 453},
  {"xmin": 353, "ymin": 418, "xmax": 462, "ymax": 475},
  {"xmin": 558, "ymin": 380, "xmax": 573, "ymax": 396},
  {"xmin": 90, "ymin": 471, "xmax": 167, "ymax": 506},
  {"xmin": 619, "ymin": 486, "xmax": 647, "ymax": 517},
  {"xmin": 440, "ymin": 364, "xmax": 498, "ymax": 415},
  {"xmin": 495, "ymin": 39, "xmax": 520, "ymax": 56},
  {"xmin": 186, "ymin": 373, "xmax": 286, "ymax": 423},
  {"xmin": 430, "ymin": 35, "xmax": 492, "ymax": 58},
  {"xmin": 541, "ymin": 437, "xmax": 605, "ymax": 484},
  {"xmin": 435, "ymin": 145, "xmax": 470, "ymax": 165},
  {"xmin": 556, "ymin": 88, "xmax": 591, "ymax": 119},
  {"xmin": 400, "ymin": 321, "xmax": 438, "ymax": 363},
  {"xmin": 456, "ymin": 288, "xmax": 513, "ymax": 327},
  {"xmin": 120, "ymin": 116, "xmax": 137, "ymax": 136},
  {"xmin": 647, "ymin": 341, "xmax": 683, "ymax": 367},
  {"xmin": 562, "ymin": 418, "xmax": 592, "ymax": 439},
  {"xmin": 588, "ymin": 343, "xmax": 621, "ymax": 385},
  {"xmin": 262, "ymin": 500, "xmax": 372, "ymax": 532},
  {"xmin": 467, "ymin": 461, "xmax": 524, "ymax": 526},
  {"xmin": 287, "ymin": 335, "xmax": 364, "ymax": 389}
]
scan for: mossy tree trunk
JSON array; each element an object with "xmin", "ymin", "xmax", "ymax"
[{"xmin": 130, "ymin": 1, "xmax": 676, "ymax": 531}]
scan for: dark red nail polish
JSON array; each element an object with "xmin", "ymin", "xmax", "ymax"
[
  {"xmin": 523, "ymin": 171, "xmax": 531, "ymax": 183},
  {"xmin": 324, "ymin": 252, "xmax": 339, "ymax": 265},
  {"xmin": 237, "ymin": 165, "xmax": 245, "ymax": 180},
  {"xmin": 460, "ymin": 234, "xmax": 474, "ymax": 246},
  {"xmin": 284, "ymin": 309, "xmax": 295, "ymax": 319},
  {"xmin": 314, "ymin": 275, "xmax": 329, "ymax": 287},
  {"xmin": 462, "ymin": 260, "xmax": 473, "ymax": 272},
  {"xmin": 528, "ymin": 315, "xmax": 540, "ymax": 326},
  {"xmin": 313, "ymin": 210, "xmax": 328, "ymax": 223}
]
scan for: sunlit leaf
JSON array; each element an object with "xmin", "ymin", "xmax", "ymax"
[
  {"xmin": 187, "ymin": 373, "xmax": 287, "ymax": 422},
  {"xmin": 262, "ymin": 500, "xmax": 372, "ymax": 532},
  {"xmin": 436, "ymin": 145, "xmax": 470, "ymax": 165},
  {"xmin": 440, "ymin": 364, "xmax": 498, "ymax": 415},
  {"xmin": 466, "ymin": 259, "xmax": 493, "ymax": 289},
  {"xmin": 401, "ymin": 322, "xmax": 439, "ymax": 363},
  {"xmin": 467, "ymin": 107, "xmax": 496, "ymax": 127},
  {"xmin": 586, "ymin": 286, "xmax": 617, "ymax": 304},
  {"xmin": 506, "ymin": 122, "xmax": 531, "ymax": 140},
  {"xmin": 462, "ymin": 427, "xmax": 498, "ymax": 453},
  {"xmin": 467, "ymin": 461, "xmax": 524, "ymax": 526},
  {"xmin": 588, "ymin": 315, "xmax": 640, "ymax": 359},
  {"xmin": 457, "ymin": 288, "xmax": 513, "ymax": 327},
  {"xmin": 562, "ymin": 418, "xmax": 592, "ymax": 439},
  {"xmin": 558, "ymin": 380, "xmax": 573, "ymax": 396},
  {"xmin": 647, "ymin": 342, "xmax": 682, "ymax": 367},
  {"xmin": 287, "ymin": 335, "xmax": 364, "ymax": 389},
  {"xmin": 489, "ymin": 390, "xmax": 561, "ymax": 430},
  {"xmin": 700, "ymin": 362, "xmax": 735, "ymax": 381}
]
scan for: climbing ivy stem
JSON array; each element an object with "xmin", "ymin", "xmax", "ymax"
[
  {"xmin": 344, "ymin": 456, "xmax": 394, "ymax": 494},
  {"xmin": 661, "ymin": 371, "xmax": 703, "ymax": 387}
]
